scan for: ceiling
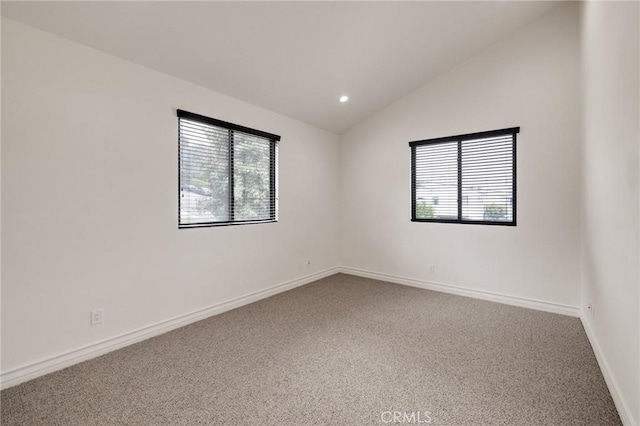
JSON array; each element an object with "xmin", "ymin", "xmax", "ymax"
[{"xmin": 1, "ymin": 1, "xmax": 562, "ymax": 134}]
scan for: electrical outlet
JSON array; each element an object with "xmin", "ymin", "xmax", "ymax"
[
  {"xmin": 306, "ymin": 259, "xmax": 311, "ymax": 268},
  {"xmin": 429, "ymin": 265, "xmax": 436, "ymax": 273},
  {"xmin": 91, "ymin": 308, "xmax": 104, "ymax": 326},
  {"xmin": 587, "ymin": 302, "xmax": 594, "ymax": 318}
]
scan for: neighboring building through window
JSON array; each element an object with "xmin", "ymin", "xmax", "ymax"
[
  {"xmin": 178, "ymin": 109, "xmax": 279, "ymax": 228},
  {"xmin": 410, "ymin": 127, "xmax": 519, "ymax": 226}
]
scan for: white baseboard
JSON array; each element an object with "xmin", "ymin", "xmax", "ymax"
[
  {"xmin": 338, "ymin": 266, "xmax": 580, "ymax": 317},
  {"xmin": 581, "ymin": 311, "xmax": 636, "ymax": 426},
  {"xmin": 0, "ymin": 267, "xmax": 340, "ymax": 390}
]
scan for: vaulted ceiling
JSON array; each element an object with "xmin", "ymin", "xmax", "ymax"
[{"xmin": 1, "ymin": 1, "xmax": 562, "ymax": 133}]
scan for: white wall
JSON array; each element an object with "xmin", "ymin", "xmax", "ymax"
[
  {"xmin": 581, "ymin": 2, "xmax": 639, "ymax": 424},
  {"xmin": 340, "ymin": 3, "xmax": 582, "ymax": 309},
  {"xmin": 1, "ymin": 18, "xmax": 339, "ymax": 378},
  {"xmin": 0, "ymin": 17, "xmax": 4, "ymax": 382}
]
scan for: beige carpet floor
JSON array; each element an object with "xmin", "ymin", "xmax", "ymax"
[{"xmin": 1, "ymin": 274, "xmax": 620, "ymax": 425}]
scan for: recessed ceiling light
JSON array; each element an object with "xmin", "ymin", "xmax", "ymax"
[{"xmin": 339, "ymin": 95, "xmax": 349, "ymax": 103}]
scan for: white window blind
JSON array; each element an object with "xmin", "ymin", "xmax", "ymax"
[
  {"xmin": 410, "ymin": 127, "xmax": 519, "ymax": 226},
  {"xmin": 178, "ymin": 110, "xmax": 279, "ymax": 228}
]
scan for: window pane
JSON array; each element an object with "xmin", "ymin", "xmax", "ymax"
[
  {"xmin": 233, "ymin": 132, "xmax": 271, "ymax": 221},
  {"xmin": 461, "ymin": 135, "xmax": 513, "ymax": 222},
  {"xmin": 179, "ymin": 119, "xmax": 229, "ymax": 225},
  {"xmin": 414, "ymin": 142, "xmax": 458, "ymax": 220},
  {"xmin": 178, "ymin": 110, "xmax": 280, "ymax": 228},
  {"xmin": 410, "ymin": 127, "xmax": 517, "ymax": 226}
]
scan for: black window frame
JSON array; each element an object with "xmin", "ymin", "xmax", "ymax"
[
  {"xmin": 177, "ymin": 109, "xmax": 280, "ymax": 229},
  {"xmin": 410, "ymin": 127, "xmax": 519, "ymax": 226}
]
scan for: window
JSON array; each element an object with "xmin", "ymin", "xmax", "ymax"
[
  {"xmin": 410, "ymin": 127, "xmax": 519, "ymax": 226},
  {"xmin": 178, "ymin": 109, "xmax": 279, "ymax": 228}
]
